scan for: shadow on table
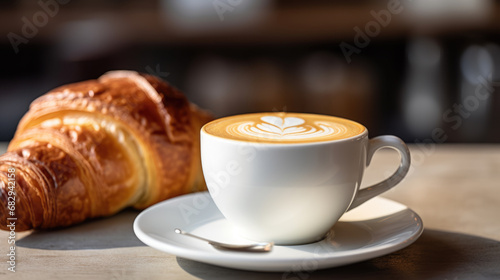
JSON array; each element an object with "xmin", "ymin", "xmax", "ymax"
[
  {"xmin": 17, "ymin": 209, "xmax": 144, "ymax": 250},
  {"xmin": 177, "ymin": 229, "xmax": 500, "ymax": 279}
]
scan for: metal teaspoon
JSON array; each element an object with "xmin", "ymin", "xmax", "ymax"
[{"xmin": 174, "ymin": 228, "xmax": 273, "ymax": 252}]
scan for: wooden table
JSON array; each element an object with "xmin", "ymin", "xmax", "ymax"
[{"xmin": 1, "ymin": 144, "xmax": 499, "ymax": 279}]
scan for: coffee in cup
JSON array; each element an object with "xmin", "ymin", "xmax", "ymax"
[
  {"xmin": 201, "ymin": 112, "xmax": 410, "ymax": 245},
  {"xmin": 203, "ymin": 112, "xmax": 365, "ymax": 143}
]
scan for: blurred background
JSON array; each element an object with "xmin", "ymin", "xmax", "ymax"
[{"xmin": 1, "ymin": 0, "xmax": 499, "ymax": 143}]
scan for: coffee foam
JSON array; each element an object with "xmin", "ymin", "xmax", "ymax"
[{"xmin": 203, "ymin": 113, "xmax": 366, "ymax": 143}]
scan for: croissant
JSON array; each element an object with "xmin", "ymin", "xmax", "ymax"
[{"xmin": 0, "ymin": 71, "xmax": 212, "ymax": 231}]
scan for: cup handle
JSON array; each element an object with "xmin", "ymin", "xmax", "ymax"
[{"xmin": 347, "ymin": 135, "xmax": 411, "ymax": 211}]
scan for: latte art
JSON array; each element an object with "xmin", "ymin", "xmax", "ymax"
[
  {"xmin": 203, "ymin": 113, "xmax": 366, "ymax": 143},
  {"xmin": 230, "ymin": 117, "xmax": 347, "ymax": 140}
]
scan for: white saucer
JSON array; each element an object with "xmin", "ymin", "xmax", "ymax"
[{"xmin": 133, "ymin": 192, "xmax": 423, "ymax": 272}]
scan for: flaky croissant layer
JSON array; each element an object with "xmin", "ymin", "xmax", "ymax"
[{"xmin": 0, "ymin": 71, "xmax": 212, "ymax": 231}]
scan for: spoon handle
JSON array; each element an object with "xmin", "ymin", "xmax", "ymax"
[{"xmin": 175, "ymin": 228, "xmax": 214, "ymax": 244}]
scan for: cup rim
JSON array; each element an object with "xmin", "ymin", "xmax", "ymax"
[{"xmin": 201, "ymin": 112, "xmax": 368, "ymax": 146}]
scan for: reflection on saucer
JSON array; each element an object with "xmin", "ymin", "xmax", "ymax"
[{"xmin": 340, "ymin": 197, "xmax": 408, "ymax": 222}]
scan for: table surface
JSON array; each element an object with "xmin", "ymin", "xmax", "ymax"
[{"xmin": 1, "ymin": 143, "xmax": 499, "ymax": 280}]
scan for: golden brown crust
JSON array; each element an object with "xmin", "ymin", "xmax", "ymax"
[{"xmin": 0, "ymin": 71, "xmax": 212, "ymax": 231}]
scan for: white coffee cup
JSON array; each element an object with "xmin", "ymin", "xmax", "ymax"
[{"xmin": 201, "ymin": 113, "xmax": 410, "ymax": 245}]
